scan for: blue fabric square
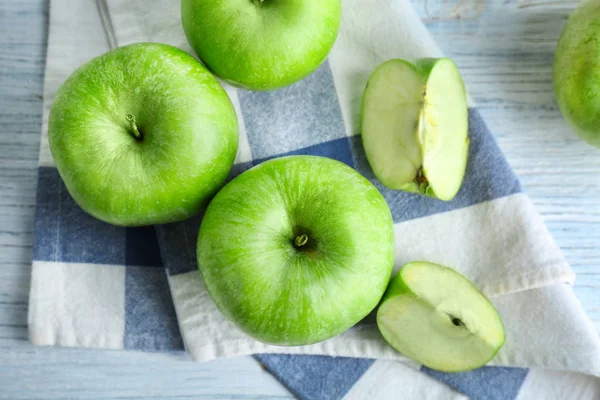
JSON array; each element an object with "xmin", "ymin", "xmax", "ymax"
[
  {"xmin": 158, "ymin": 215, "xmax": 201, "ymax": 277},
  {"xmin": 33, "ymin": 166, "xmax": 126, "ymax": 265},
  {"xmin": 255, "ymin": 354, "xmax": 374, "ymax": 400},
  {"xmin": 422, "ymin": 366, "xmax": 529, "ymax": 400},
  {"xmin": 351, "ymin": 108, "xmax": 522, "ymax": 223},
  {"xmin": 238, "ymin": 61, "xmax": 347, "ymax": 160},
  {"xmin": 124, "ymin": 266, "xmax": 184, "ymax": 351},
  {"xmin": 33, "ymin": 167, "xmax": 62, "ymax": 262},
  {"xmin": 125, "ymin": 226, "xmax": 163, "ymax": 267},
  {"xmin": 256, "ymin": 136, "xmax": 355, "ymax": 168}
]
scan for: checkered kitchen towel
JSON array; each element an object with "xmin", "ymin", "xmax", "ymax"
[{"xmin": 29, "ymin": 0, "xmax": 600, "ymax": 399}]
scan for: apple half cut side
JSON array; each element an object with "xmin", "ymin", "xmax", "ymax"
[
  {"xmin": 361, "ymin": 58, "xmax": 470, "ymax": 201},
  {"xmin": 376, "ymin": 261, "xmax": 506, "ymax": 372}
]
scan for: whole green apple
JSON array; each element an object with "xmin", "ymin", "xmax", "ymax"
[
  {"xmin": 197, "ymin": 156, "xmax": 395, "ymax": 345},
  {"xmin": 554, "ymin": 0, "xmax": 600, "ymax": 148},
  {"xmin": 361, "ymin": 58, "xmax": 469, "ymax": 201},
  {"xmin": 181, "ymin": 0, "xmax": 341, "ymax": 91},
  {"xmin": 49, "ymin": 43, "xmax": 238, "ymax": 226}
]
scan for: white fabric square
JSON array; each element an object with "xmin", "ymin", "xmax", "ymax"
[{"xmin": 29, "ymin": 261, "xmax": 125, "ymax": 349}]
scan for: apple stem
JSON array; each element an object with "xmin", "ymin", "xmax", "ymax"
[
  {"xmin": 294, "ymin": 234, "xmax": 309, "ymax": 248},
  {"xmin": 252, "ymin": 0, "xmax": 265, "ymax": 5},
  {"xmin": 126, "ymin": 114, "xmax": 143, "ymax": 141}
]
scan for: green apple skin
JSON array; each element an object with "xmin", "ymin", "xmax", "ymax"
[
  {"xmin": 181, "ymin": 0, "xmax": 341, "ymax": 91},
  {"xmin": 197, "ymin": 156, "xmax": 395, "ymax": 345},
  {"xmin": 49, "ymin": 43, "xmax": 238, "ymax": 226},
  {"xmin": 377, "ymin": 262, "xmax": 505, "ymax": 372},
  {"xmin": 554, "ymin": 0, "xmax": 600, "ymax": 148}
]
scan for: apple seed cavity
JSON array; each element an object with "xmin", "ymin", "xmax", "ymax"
[{"xmin": 450, "ymin": 315, "xmax": 465, "ymax": 328}]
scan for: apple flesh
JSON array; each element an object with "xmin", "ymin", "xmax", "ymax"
[
  {"xmin": 554, "ymin": 0, "xmax": 600, "ymax": 148},
  {"xmin": 377, "ymin": 262, "xmax": 505, "ymax": 372},
  {"xmin": 361, "ymin": 58, "xmax": 469, "ymax": 201},
  {"xmin": 49, "ymin": 43, "xmax": 238, "ymax": 226},
  {"xmin": 181, "ymin": 0, "xmax": 341, "ymax": 91},
  {"xmin": 197, "ymin": 156, "xmax": 395, "ymax": 345}
]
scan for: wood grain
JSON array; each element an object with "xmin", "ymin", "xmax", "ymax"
[{"xmin": 0, "ymin": 0, "xmax": 598, "ymax": 398}]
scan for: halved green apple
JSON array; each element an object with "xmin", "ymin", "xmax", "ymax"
[
  {"xmin": 377, "ymin": 262, "xmax": 505, "ymax": 372},
  {"xmin": 361, "ymin": 58, "xmax": 469, "ymax": 201}
]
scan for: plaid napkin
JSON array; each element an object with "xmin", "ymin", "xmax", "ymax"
[{"xmin": 29, "ymin": 0, "xmax": 600, "ymax": 398}]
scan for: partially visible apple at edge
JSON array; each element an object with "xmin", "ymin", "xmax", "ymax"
[
  {"xmin": 554, "ymin": 0, "xmax": 600, "ymax": 148},
  {"xmin": 181, "ymin": 0, "xmax": 341, "ymax": 91}
]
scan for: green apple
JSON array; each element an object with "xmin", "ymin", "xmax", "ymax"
[
  {"xmin": 377, "ymin": 261, "xmax": 505, "ymax": 372},
  {"xmin": 49, "ymin": 43, "xmax": 238, "ymax": 226},
  {"xmin": 181, "ymin": 0, "xmax": 341, "ymax": 91},
  {"xmin": 361, "ymin": 58, "xmax": 469, "ymax": 201},
  {"xmin": 197, "ymin": 156, "xmax": 394, "ymax": 345},
  {"xmin": 554, "ymin": 0, "xmax": 600, "ymax": 148}
]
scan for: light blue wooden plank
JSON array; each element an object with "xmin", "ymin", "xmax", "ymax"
[{"xmin": 0, "ymin": 342, "xmax": 292, "ymax": 400}]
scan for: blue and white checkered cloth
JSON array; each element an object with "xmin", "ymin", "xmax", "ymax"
[{"xmin": 29, "ymin": 0, "xmax": 600, "ymax": 399}]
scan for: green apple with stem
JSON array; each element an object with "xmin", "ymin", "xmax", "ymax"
[
  {"xmin": 361, "ymin": 58, "xmax": 469, "ymax": 201},
  {"xmin": 181, "ymin": 0, "xmax": 341, "ymax": 91},
  {"xmin": 197, "ymin": 156, "xmax": 395, "ymax": 345},
  {"xmin": 377, "ymin": 261, "xmax": 506, "ymax": 372},
  {"xmin": 49, "ymin": 43, "xmax": 238, "ymax": 226},
  {"xmin": 554, "ymin": 0, "xmax": 600, "ymax": 148}
]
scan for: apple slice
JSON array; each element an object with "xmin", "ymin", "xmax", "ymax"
[
  {"xmin": 377, "ymin": 262, "xmax": 505, "ymax": 372},
  {"xmin": 361, "ymin": 58, "xmax": 469, "ymax": 201}
]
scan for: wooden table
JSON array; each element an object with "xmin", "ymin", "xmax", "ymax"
[{"xmin": 1, "ymin": 0, "xmax": 598, "ymax": 398}]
